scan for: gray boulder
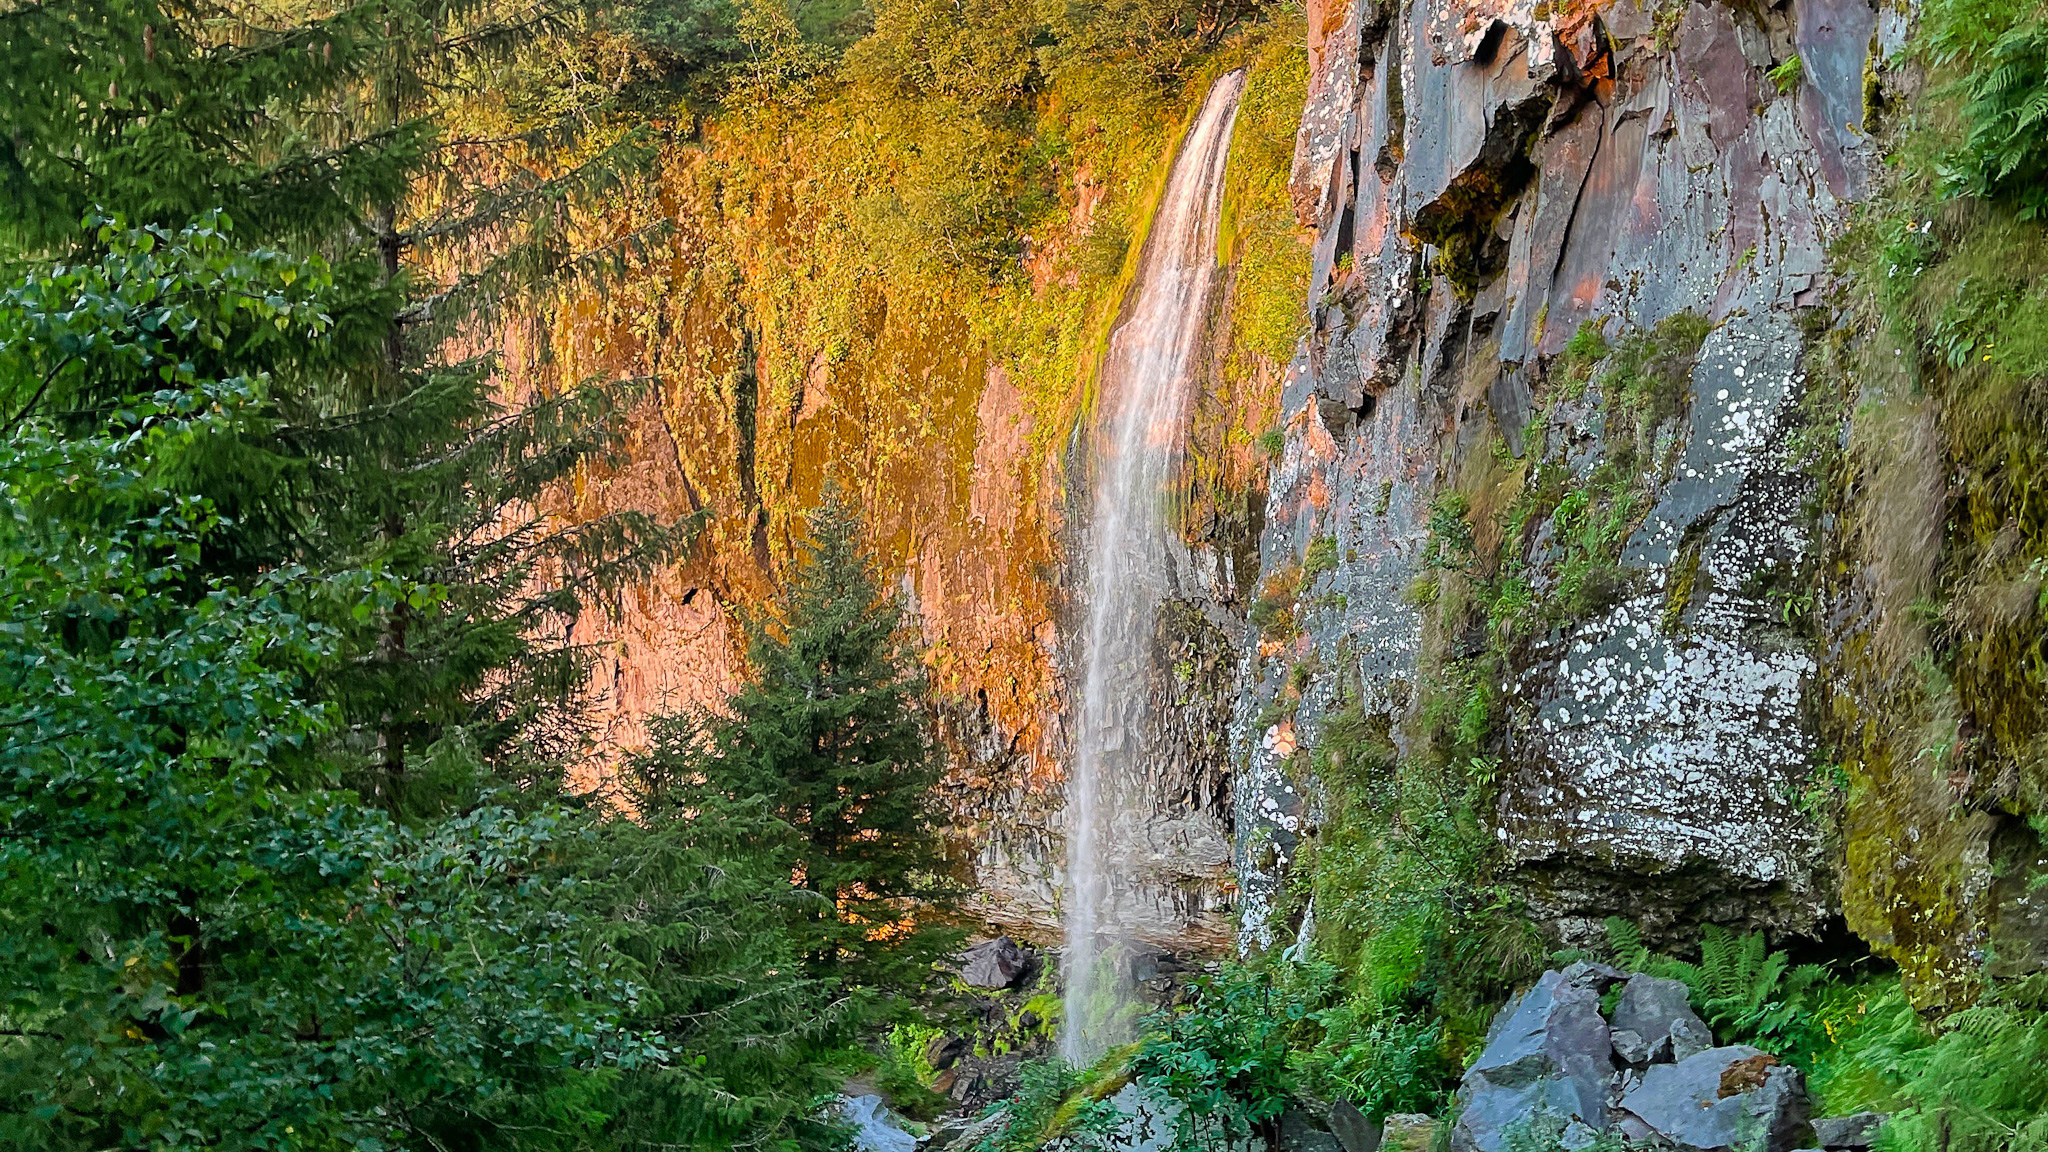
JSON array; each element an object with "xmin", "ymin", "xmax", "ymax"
[
  {"xmin": 1450, "ymin": 971, "xmax": 1616, "ymax": 1152},
  {"xmin": 1812, "ymin": 1113, "xmax": 1887, "ymax": 1149},
  {"xmin": 1671, "ymin": 1015, "xmax": 1715, "ymax": 1062},
  {"xmin": 923, "ymin": 1033, "xmax": 970, "ymax": 1071},
  {"xmin": 1561, "ymin": 960, "xmax": 1629, "ymax": 991},
  {"xmin": 1610, "ymin": 1028, "xmax": 1653, "ymax": 1066},
  {"xmin": 1616, "ymin": 1046, "xmax": 1815, "ymax": 1152},
  {"xmin": 1328, "ymin": 1100, "xmax": 1383, "ymax": 1152},
  {"xmin": 1281, "ymin": 1108, "xmax": 1347, "ymax": 1152},
  {"xmin": 1610, "ymin": 975, "xmax": 1712, "ymax": 1064},
  {"xmin": 959, "ymin": 936, "xmax": 1028, "ymax": 988}
]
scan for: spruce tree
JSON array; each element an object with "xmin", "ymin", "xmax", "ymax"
[{"xmin": 657, "ymin": 491, "xmax": 956, "ymax": 989}]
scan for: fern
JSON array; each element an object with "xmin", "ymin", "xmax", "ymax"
[{"xmin": 1602, "ymin": 921, "xmax": 1825, "ymax": 1049}]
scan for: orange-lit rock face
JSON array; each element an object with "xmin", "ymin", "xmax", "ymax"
[{"xmin": 529, "ymin": 47, "xmax": 1310, "ymax": 942}]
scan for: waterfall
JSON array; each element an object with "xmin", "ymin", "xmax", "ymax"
[{"xmin": 1062, "ymin": 68, "xmax": 1246, "ymax": 1067}]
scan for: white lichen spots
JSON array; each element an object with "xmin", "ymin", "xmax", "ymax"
[{"xmin": 1504, "ymin": 591, "xmax": 1819, "ymax": 888}]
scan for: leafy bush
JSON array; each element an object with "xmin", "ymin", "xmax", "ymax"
[
  {"xmin": 1939, "ymin": 15, "xmax": 2048, "ymax": 218},
  {"xmin": 1134, "ymin": 966, "xmax": 1302, "ymax": 1146}
]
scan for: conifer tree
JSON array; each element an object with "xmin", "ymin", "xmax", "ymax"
[
  {"xmin": 654, "ymin": 491, "xmax": 957, "ymax": 988},
  {"xmin": 0, "ymin": 0, "xmax": 692, "ymax": 806}
]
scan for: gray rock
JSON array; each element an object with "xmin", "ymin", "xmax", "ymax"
[
  {"xmin": 1671, "ymin": 1015, "xmax": 1716, "ymax": 1063},
  {"xmin": 1329, "ymin": 1100, "xmax": 1383, "ymax": 1152},
  {"xmin": 958, "ymin": 936, "xmax": 1028, "ymax": 988},
  {"xmin": 1610, "ymin": 1028, "xmax": 1653, "ymax": 1066},
  {"xmin": 1610, "ymin": 975, "xmax": 1711, "ymax": 1064},
  {"xmin": 923, "ymin": 1034, "xmax": 970, "ymax": 1071},
  {"xmin": 1451, "ymin": 971, "xmax": 1616, "ymax": 1152},
  {"xmin": 1616, "ymin": 1046, "xmax": 1815, "ymax": 1152},
  {"xmin": 1282, "ymin": 1108, "xmax": 1347, "ymax": 1152},
  {"xmin": 1562, "ymin": 960, "xmax": 1629, "ymax": 990},
  {"xmin": 1812, "ymin": 1113, "xmax": 1887, "ymax": 1149}
]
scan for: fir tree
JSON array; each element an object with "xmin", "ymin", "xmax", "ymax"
[{"xmin": 655, "ymin": 491, "xmax": 957, "ymax": 988}]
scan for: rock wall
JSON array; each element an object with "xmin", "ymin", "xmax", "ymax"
[
  {"xmin": 541, "ymin": 38, "xmax": 1311, "ymax": 950},
  {"xmin": 1236, "ymin": 0, "xmax": 1885, "ymax": 949}
]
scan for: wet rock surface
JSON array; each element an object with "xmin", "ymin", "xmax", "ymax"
[
  {"xmin": 1811, "ymin": 1112, "xmax": 1888, "ymax": 1149},
  {"xmin": 1609, "ymin": 974, "xmax": 1711, "ymax": 1064},
  {"xmin": 1452, "ymin": 969, "xmax": 1616, "ymax": 1151},
  {"xmin": 1615, "ymin": 1047, "xmax": 1812, "ymax": 1152}
]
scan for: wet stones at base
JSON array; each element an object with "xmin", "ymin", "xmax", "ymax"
[{"xmin": 1450, "ymin": 969, "xmax": 1616, "ymax": 1152}]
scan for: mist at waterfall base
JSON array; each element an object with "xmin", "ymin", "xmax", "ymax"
[{"xmin": 1060, "ymin": 70, "xmax": 1246, "ymax": 1069}]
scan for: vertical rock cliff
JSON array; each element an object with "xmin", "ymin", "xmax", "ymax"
[{"xmin": 1236, "ymin": 0, "xmax": 1884, "ymax": 950}]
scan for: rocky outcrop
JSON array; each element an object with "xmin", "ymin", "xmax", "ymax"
[{"xmin": 1239, "ymin": 0, "xmax": 1876, "ymax": 947}]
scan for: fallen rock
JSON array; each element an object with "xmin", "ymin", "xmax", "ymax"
[
  {"xmin": 1281, "ymin": 1107, "xmax": 1347, "ymax": 1152},
  {"xmin": 1610, "ymin": 975, "xmax": 1712, "ymax": 1063},
  {"xmin": 1812, "ymin": 1113, "xmax": 1887, "ymax": 1149},
  {"xmin": 1610, "ymin": 1028, "xmax": 1653, "ymax": 1066},
  {"xmin": 1451, "ymin": 971, "xmax": 1616, "ymax": 1152},
  {"xmin": 1328, "ymin": 1099, "xmax": 1383, "ymax": 1152},
  {"xmin": 959, "ymin": 936, "xmax": 1029, "ymax": 988},
  {"xmin": 1561, "ymin": 960, "xmax": 1629, "ymax": 990},
  {"xmin": 1671, "ymin": 1015, "xmax": 1715, "ymax": 1062},
  {"xmin": 1616, "ymin": 1046, "xmax": 1814, "ymax": 1152},
  {"xmin": 924, "ymin": 1033, "xmax": 970, "ymax": 1071},
  {"xmin": 928, "ymin": 1108, "xmax": 1007, "ymax": 1151}
]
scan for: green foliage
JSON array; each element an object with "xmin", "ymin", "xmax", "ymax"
[
  {"xmin": 1134, "ymin": 966, "xmax": 1299, "ymax": 1147},
  {"xmin": 0, "ymin": 225, "xmax": 654, "ymax": 1151},
  {"xmin": 1935, "ymin": 12, "xmax": 2048, "ymax": 218},
  {"xmin": 1303, "ymin": 534, "xmax": 1341, "ymax": 580},
  {"xmin": 1770, "ymin": 54, "xmax": 1806, "ymax": 94},
  {"xmin": 1605, "ymin": 920, "xmax": 1829, "ymax": 1053},
  {"xmin": 639, "ymin": 491, "xmax": 956, "ymax": 988},
  {"xmin": 966, "ymin": 1051, "xmax": 1125, "ymax": 1152}
]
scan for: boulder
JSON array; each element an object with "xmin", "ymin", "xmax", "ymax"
[
  {"xmin": 1561, "ymin": 960, "xmax": 1629, "ymax": 991},
  {"xmin": 1616, "ymin": 1046, "xmax": 1815, "ymax": 1152},
  {"xmin": 1610, "ymin": 975, "xmax": 1712, "ymax": 1064},
  {"xmin": 959, "ymin": 936, "xmax": 1029, "ymax": 988},
  {"xmin": 1281, "ymin": 1108, "xmax": 1347, "ymax": 1152},
  {"xmin": 1671, "ymin": 1015, "xmax": 1715, "ymax": 1063},
  {"xmin": 1610, "ymin": 1029, "xmax": 1653, "ymax": 1066},
  {"xmin": 1451, "ymin": 971, "xmax": 1616, "ymax": 1152},
  {"xmin": 924, "ymin": 1033, "xmax": 970, "ymax": 1071},
  {"xmin": 1328, "ymin": 1099, "xmax": 1383, "ymax": 1152},
  {"xmin": 928, "ymin": 1108, "xmax": 1008, "ymax": 1151},
  {"xmin": 1812, "ymin": 1113, "xmax": 1887, "ymax": 1149}
]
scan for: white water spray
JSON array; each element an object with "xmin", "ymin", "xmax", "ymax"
[{"xmin": 1062, "ymin": 69, "xmax": 1246, "ymax": 1067}]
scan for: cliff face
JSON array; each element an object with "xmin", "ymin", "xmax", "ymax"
[
  {"xmin": 553, "ymin": 0, "xmax": 2048, "ymax": 1000},
  {"xmin": 1237, "ymin": 0, "xmax": 2048, "ymax": 1004},
  {"xmin": 1236, "ymin": 0, "xmax": 1879, "ymax": 949},
  {"xmin": 544, "ymin": 30, "xmax": 1310, "ymax": 947}
]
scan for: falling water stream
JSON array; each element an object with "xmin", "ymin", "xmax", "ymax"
[{"xmin": 1062, "ymin": 69, "xmax": 1247, "ymax": 1067}]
